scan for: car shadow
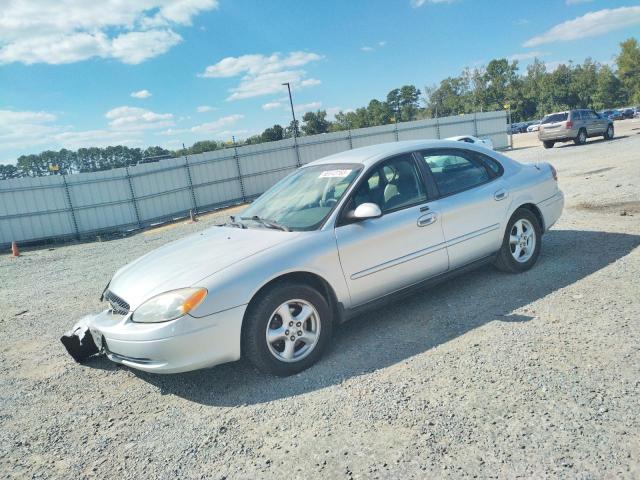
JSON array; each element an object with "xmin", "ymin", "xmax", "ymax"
[
  {"xmin": 556, "ymin": 135, "xmax": 628, "ymax": 148},
  {"xmin": 131, "ymin": 229, "xmax": 639, "ymax": 406}
]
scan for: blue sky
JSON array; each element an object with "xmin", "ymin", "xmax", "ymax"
[{"xmin": 1, "ymin": 0, "xmax": 639, "ymax": 164}]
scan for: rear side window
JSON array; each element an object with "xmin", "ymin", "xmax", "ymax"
[
  {"xmin": 541, "ymin": 113, "xmax": 568, "ymax": 124},
  {"xmin": 420, "ymin": 151, "xmax": 490, "ymax": 197},
  {"xmin": 474, "ymin": 152, "xmax": 503, "ymax": 176}
]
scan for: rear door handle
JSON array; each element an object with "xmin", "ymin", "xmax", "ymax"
[
  {"xmin": 494, "ymin": 189, "xmax": 508, "ymax": 201},
  {"xmin": 417, "ymin": 213, "xmax": 437, "ymax": 227}
]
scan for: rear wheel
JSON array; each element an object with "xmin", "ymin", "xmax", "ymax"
[
  {"xmin": 242, "ymin": 282, "xmax": 332, "ymax": 376},
  {"xmin": 574, "ymin": 128, "xmax": 587, "ymax": 146},
  {"xmin": 543, "ymin": 140, "xmax": 555, "ymax": 149},
  {"xmin": 603, "ymin": 124, "xmax": 614, "ymax": 140},
  {"xmin": 494, "ymin": 208, "xmax": 542, "ymax": 273}
]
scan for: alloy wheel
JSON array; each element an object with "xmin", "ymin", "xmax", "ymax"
[
  {"xmin": 265, "ymin": 299, "xmax": 321, "ymax": 363},
  {"xmin": 509, "ymin": 219, "xmax": 536, "ymax": 263}
]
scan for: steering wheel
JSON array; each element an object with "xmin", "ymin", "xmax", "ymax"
[{"xmin": 322, "ymin": 198, "xmax": 338, "ymax": 208}]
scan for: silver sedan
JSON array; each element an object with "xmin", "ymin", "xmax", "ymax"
[{"xmin": 63, "ymin": 140, "xmax": 564, "ymax": 376}]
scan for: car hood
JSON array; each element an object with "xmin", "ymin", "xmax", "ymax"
[{"xmin": 108, "ymin": 226, "xmax": 297, "ymax": 310}]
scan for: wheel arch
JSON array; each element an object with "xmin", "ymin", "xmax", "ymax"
[
  {"xmin": 513, "ymin": 202, "xmax": 545, "ymax": 232},
  {"xmin": 241, "ymin": 271, "xmax": 344, "ymax": 345}
]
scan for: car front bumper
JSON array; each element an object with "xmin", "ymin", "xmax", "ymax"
[{"xmin": 72, "ymin": 305, "xmax": 246, "ymax": 374}]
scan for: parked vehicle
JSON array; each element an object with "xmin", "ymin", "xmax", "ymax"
[
  {"xmin": 527, "ymin": 122, "xmax": 541, "ymax": 132},
  {"xmin": 62, "ymin": 140, "xmax": 564, "ymax": 376},
  {"xmin": 599, "ymin": 110, "xmax": 622, "ymax": 121},
  {"xmin": 621, "ymin": 108, "xmax": 635, "ymax": 119},
  {"xmin": 509, "ymin": 123, "xmax": 522, "ymax": 134},
  {"xmin": 538, "ymin": 109, "xmax": 614, "ymax": 149},
  {"xmin": 447, "ymin": 135, "xmax": 494, "ymax": 150}
]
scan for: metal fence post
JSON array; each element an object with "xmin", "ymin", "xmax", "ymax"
[
  {"xmin": 293, "ymin": 136, "xmax": 302, "ymax": 167},
  {"xmin": 125, "ymin": 166, "xmax": 142, "ymax": 228},
  {"xmin": 183, "ymin": 151, "xmax": 198, "ymax": 213},
  {"xmin": 508, "ymin": 108, "xmax": 513, "ymax": 149},
  {"xmin": 348, "ymin": 129, "xmax": 353, "ymax": 149},
  {"xmin": 232, "ymin": 137, "xmax": 247, "ymax": 202},
  {"xmin": 473, "ymin": 111, "xmax": 479, "ymax": 137},
  {"xmin": 62, "ymin": 174, "xmax": 80, "ymax": 239},
  {"xmin": 436, "ymin": 116, "xmax": 441, "ymax": 139},
  {"xmin": 394, "ymin": 121, "xmax": 399, "ymax": 141}
]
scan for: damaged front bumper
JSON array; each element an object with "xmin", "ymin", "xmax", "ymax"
[{"xmin": 60, "ymin": 305, "xmax": 246, "ymax": 374}]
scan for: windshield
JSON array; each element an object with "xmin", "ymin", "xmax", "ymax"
[
  {"xmin": 240, "ymin": 163, "xmax": 362, "ymax": 231},
  {"xmin": 541, "ymin": 112, "xmax": 568, "ymax": 124}
]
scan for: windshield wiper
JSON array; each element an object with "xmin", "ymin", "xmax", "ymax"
[
  {"xmin": 241, "ymin": 215, "xmax": 290, "ymax": 232},
  {"xmin": 225, "ymin": 215, "xmax": 247, "ymax": 229}
]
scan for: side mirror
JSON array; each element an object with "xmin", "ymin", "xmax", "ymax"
[{"xmin": 349, "ymin": 202, "xmax": 382, "ymax": 221}]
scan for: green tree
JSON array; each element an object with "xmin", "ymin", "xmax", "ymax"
[
  {"xmin": 593, "ymin": 65, "xmax": 624, "ymax": 110},
  {"xmin": 617, "ymin": 38, "xmax": 640, "ymax": 103},
  {"xmin": 301, "ymin": 110, "xmax": 331, "ymax": 135},
  {"xmin": 0, "ymin": 164, "xmax": 20, "ymax": 179},
  {"xmin": 261, "ymin": 124, "xmax": 285, "ymax": 142}
]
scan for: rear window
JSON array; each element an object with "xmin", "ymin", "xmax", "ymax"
[{"xmin": 541, "ymin": 113, "xmax": 568, "ymax": 124}]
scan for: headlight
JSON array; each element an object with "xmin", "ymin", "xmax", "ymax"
[{"xmin": 132, "ymin": 288, "xmax": 207, "ymax": 323}]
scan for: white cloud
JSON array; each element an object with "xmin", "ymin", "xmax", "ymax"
[
  {"xmin": 262, "ymin": 102, "xmax": 282, "ymax": 111},
  {"xmin": 200, "ymin": 51, "xmax": 323, "ymax": 100},
  {"xmin": 361, "ymin": 46, "xmax": 374, "ymax": 52},
  {"xmin": 105, "ymin": 106, "xmax": 174, "ymax": 130},
  {"xmin": 131, "ymin": 89, "xmax": 152, "ymax": 99},
  {"xmin": 566, "ymin": 0, "xmax": 593, "ymax": 4},
  {"xmin": 52, "ymin": 130, "xmax": 142, "ymax": 149},
  {"xmin": 295, "ymin": 102, "xmax": 322, "ymax": 113},
  {"xmin": 378, "ymin": 41, "xmax": 387, "ymax": 47},
  {"xmin": 196, "ymin": 105, "xmax": 215, "ymax": 112},
  {"xmin": 190, "ymin": 114, "xmax": 244, "ymax": 134},
  {"xmin": 508, "ymin": 51, "xmax": 550, "ymax": 61},
  {"xmin": 411, "ymin": 0, "xmax": 455, "ymax": 7},
  {"xmin": 0, "ymin": 0, "xmax": 218, "ymax": 65},
  {"xmin": 0, "ymin": 109, "xmax": 60, "ymax": 151},
  {"xmin": 524, "ymin": 6, "xmax": 640, "ymax": 47}
]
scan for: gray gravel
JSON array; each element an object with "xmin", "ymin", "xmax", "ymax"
[{"xmin": 1, "ymin": 120, "xmax": 639, "ymax": 479}]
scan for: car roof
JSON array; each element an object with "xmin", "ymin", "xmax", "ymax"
[{"xmin": 306, "ymin": 139, "xmax": 484, "ymax": 168}]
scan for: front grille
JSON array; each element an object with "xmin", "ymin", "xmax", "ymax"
[{"xmin": 104, "ymin": 290, "xmax": 130, "ymax": 315}]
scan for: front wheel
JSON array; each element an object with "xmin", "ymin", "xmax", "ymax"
[
  {"xmin": 242, "ymin": 282, "xmax": 332, "ymax": 376},
  {"xmin": 494, "ymin": 208, "xmax": 542, "ymax": 273},
  {"xmin": 603, "ymin": 124, "xmax": 614, "ymax": 140},
  {"xmin": 543, "ymin": 140, "xmax": 555, "ymax": 149}
]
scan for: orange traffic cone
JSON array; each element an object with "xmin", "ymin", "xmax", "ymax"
[{"xmin": 11, "ymin": 241, "xmax": 19, "ymax": 257}]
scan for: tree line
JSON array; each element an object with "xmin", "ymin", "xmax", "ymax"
[{"xmin": 2, "ymin": 37, "xmax": 637, "ymax": 180}]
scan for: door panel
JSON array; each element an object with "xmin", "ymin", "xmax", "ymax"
[
  {"xmin": 335, "ymin": 204, "xmax": 448, "ymax": 307},
  {"xmin": 417, "ymin": 149, "xmax": 510, "ymax": 269},
  {"xmin": 433, "ymin": 180, "xmax": 508, "ymax": 268}
]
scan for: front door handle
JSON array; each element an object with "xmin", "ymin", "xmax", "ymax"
[
  {"xmin": 417, "ymin": 213, "xmax": 437, "ymax": 227},
  {"xmin": 494, "ymin": 189, "xmax": 508, "ymax": 201}
]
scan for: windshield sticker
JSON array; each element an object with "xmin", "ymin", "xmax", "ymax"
[{"xmin": 319, "ymin": 169, "xmax": 352, "ymax": 178}]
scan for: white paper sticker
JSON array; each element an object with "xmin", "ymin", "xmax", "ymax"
[{"xmin": 319, "ymin": 169, "xmax": 352, "ymax": 178}]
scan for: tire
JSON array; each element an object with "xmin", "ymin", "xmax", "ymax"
[
  {"xmin": 494, "ymin": 208, "xmax": 542, "ymax": 273},
  {"xmin": 242, "ymin": 282, "xmax": 333, "ymax": 376},
  {"xmin": 543, "ymin": 140, "xmax": 555, "ymax": 149},
  {"xmin": 603, "ymin": 124, "xmax": 614, "ymax": 140},
  {"xmin": 574, "ymin": 128, "xmax": 587, "ymax": 146}
]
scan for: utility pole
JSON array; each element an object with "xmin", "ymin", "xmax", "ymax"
[
  {"xmin": 282, "ymin": 82, "xmax": 298, "ymax": 138},
  {"xmin": 282, "ymin": 82, "xmax": 301, "ymax": 166}
]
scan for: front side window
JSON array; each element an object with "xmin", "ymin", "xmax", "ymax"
[
  {"xmin": 346, "ymin": 154, "xmax": 426, "ymax": 215},
  {"xmin": 420, "ymin": 151, "xmax": 490, "ymax": 197},
  {"xmin": 241, "ymin": 163, "xmax": 362, "ymax": 231}
]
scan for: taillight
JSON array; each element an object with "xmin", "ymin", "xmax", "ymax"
[
  {"xmin": 550, "ymin": 164, "xmax": 557, "ymax": 181},
  {"xmin": 565, "ymin": 121, "xmax": 573, "ymax": 129}
]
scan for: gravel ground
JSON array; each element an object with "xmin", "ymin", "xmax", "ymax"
[{"xmin": 1, "ymin": 119, "xmax": 639, "ymax": 479}]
